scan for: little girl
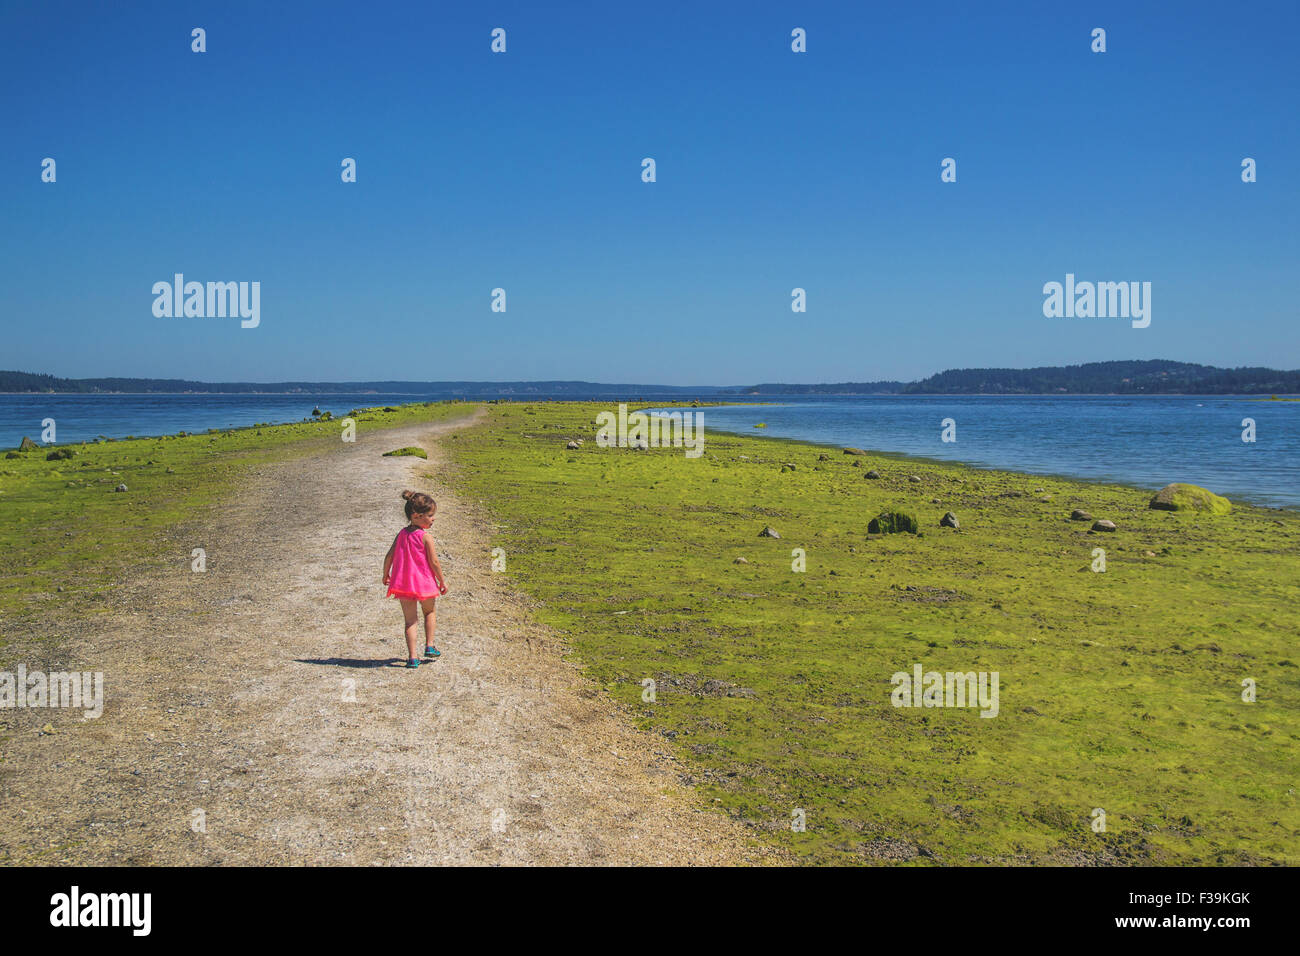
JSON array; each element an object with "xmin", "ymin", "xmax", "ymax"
[{"xmin": 382, "ymin": 490, "xmax": 449, "ymax": 669}]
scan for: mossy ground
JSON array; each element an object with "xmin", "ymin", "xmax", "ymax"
[
  {"xmin": 445, "ymin": 401, "xmax": 1300, "ymax": 865},
  {"xmin": 0, "ymin": 402, "xmax": 471, "ymax": 628}
]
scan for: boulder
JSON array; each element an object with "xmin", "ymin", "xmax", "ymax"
[
  {"xmin": 843, "ymin": 447, "xmax": 868, "ymax": 456},
  {"xmin": 1070, "ymin": 510, "xmax": 1092, "ymax": 522},
  {"xmin": 18, "ymin": 437, "xmax": 37, "ymax": 451},
  {"xmin": 1091, "ymin": 519, "xmax": 1117, "ymax": 532},
  {"xmin": 868, "ymin": 511, "xmax": 919, "ymax": 534},
  {"xmin": 940, "ymin": 512, "xmax": 960, "ymax": 529},
  {"xmin": 864, "ymin": 469, "xmax": 881, "ymax": 479},
  {"xmin": 1148, "ymin": 483, "xmax": 1232, "ymax": 515}
]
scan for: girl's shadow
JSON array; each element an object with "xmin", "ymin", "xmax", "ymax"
[{"xmin": 296, "ymin": 657, "xmax": 417, "ymax": 669}]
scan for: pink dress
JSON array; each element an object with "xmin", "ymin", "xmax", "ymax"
[{"xmin": 387, "ymin": 526, "xmax": 438, "ymax": 600}]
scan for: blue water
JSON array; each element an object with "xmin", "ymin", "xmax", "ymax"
[
  {"xmin": 649, "ymin": 396, "xmax": 1299, "ymax": 509},
  {"xmin": 0, "ymin": 390, "xmax": 679, "ymax": 447},
  {"xmin": 2, "ymin": 393, "xmax": 1295, "ymax": 508}
]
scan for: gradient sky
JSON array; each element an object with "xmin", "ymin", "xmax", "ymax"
[{"xmin": 3, "ymin": 0, "xmax": 1297, "ymax": 385}]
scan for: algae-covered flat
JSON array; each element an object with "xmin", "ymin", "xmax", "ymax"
[{"xmin": 447, "ymin": 400, "xmax": 1300, "ymax": 866}]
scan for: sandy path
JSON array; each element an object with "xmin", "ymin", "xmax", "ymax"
[{"xmin": 0, "ymin": 410, "xmax": 767, "ymax": 865}]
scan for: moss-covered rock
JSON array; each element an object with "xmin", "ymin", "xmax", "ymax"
[
  {"xmin": 18, "ymin": 436, "xmax": 37, "ymax": 451},
  {"xmin": 383, "ymin": 446, "xmax": 427, "ymax": 459},
  {"xmin": 868, "ymin": 510, "xmax": 919, "ymax": 534},
  {"xmin": 1149, "ymin": 483, "xmax": 1232, "ymax": 515}
]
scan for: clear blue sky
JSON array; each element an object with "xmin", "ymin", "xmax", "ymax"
[{"xmin": 3, "ymin": 0, "xmax": 1297, "ymax": 385}]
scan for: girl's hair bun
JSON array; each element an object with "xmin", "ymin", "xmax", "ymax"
[{"xmin": 401, "ymin": 490, "xmax": 414, "ymax": 500}]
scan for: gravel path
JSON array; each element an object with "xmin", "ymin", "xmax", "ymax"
[{"xmin": 0, "ymin": 410, "xmax": 767, "ymax": 865}]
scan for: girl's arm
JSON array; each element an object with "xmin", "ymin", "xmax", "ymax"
[
  {"xmin": 423, "ymin": 533, "xmax": 447, "ymax": 593},
  {"xmin": 382, "ymin": 533, "xmax": 398, "ymax": 585}
]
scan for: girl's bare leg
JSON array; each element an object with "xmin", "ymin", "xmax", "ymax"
[
  {"xmin": 421, "ymin": 597, "xmax": 438, "ymax": 649},
  {"xmin": 400, "ymin": 599, "xmax": 420, "ymax": 660}
]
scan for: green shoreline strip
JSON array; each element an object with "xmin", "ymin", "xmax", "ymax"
[{"xmin": 445, "ymin": 401, "xmax": 1300, "ymax": 866}]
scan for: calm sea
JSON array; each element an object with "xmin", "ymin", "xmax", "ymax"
[{"xmin": 2, "ymin": 393, "xmax": 1295, "ymax": 509}]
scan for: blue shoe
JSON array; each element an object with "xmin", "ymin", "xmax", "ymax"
[
  {"xmin": 405, "ymin": 658, "xmax": 420, "ymax": 669},
  {"xmin": 424, "ymin": 646, "xmax": 441, "ymax": 659}
]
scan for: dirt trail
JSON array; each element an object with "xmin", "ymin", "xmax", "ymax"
[{"xmin": 0, "ymin": 410, "xmax": 766, "ymax": 865}]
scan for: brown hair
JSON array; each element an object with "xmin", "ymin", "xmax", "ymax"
[{"xmin": 401, "ymin": 490, "xmax": 437, "ymax": 520}]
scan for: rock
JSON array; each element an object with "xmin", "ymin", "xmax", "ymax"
[
  {"xmin": 864, "ymin": 469, "xmax": 881, "ymax": 479},
  {"xmin": 1142, "ymin": 550, "xmax": 1156, "ymax": 558},
  {"xmin": 1149, "ymin": 483, "xmax": 1232, "ymax": 515},
  {"xmin": 940, "ymin": 512, "xmax": 960, "ymax": 529},
  {"xmin": 817, "ymin": 454, "xmax": 830, "ymax": 461},
  {"xmin": 114, "ymin": 483, "xmax": 127, "ymax": 493},
  {"xmin": 907, "ymin": 475, "xmax": 922, "ymax": 483},
  {"xmin": 1091, "ymin": 519, "xmax": 1117, "ymax": 532},
  {"xmin": 781, "ymin": 463, "xmax": 796, "ymax": 472},
  {"xmin": 5, "ymin": 451, "xmax": 19, "ymax": 459},
  {"xmin": 566, "ymin": 440, "xmax": 580, "ymax": 449},
  {"xmin": 843, "ymin": 447, "xmax": 868, "ymax": 456},
  {"xmin": 733, "ymin": 557, "xmax": 749, "ymax": 564},
  {"xmin": 1070, "ymin": 510, "xmax": 1092, "ymax": 521},
  {"xmin": 18, "ymin": 436, "xmax": 37, "ymax": 451},
  {"xmin": 868, "ymin": 511, "xmax": 919, "ymax": 534},
  {"xmin": 758, "ymin": 526, "xmax": 781, "ymax": 538},
  {"xmin": 852, "ymin": 460, "xmax": 861, "ymax": 467},
  {"xmin": 46, "ymin": 448, "xmax": 75, "ymax": 461}
]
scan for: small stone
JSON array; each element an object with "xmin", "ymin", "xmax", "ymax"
[
  {"xmin": 817, "ymin": 454, "xmax": 830, "ymax": 461},
  {"xmin": 733, "ymin": 557, "xmax": 749, "ymax": 564},
  {"xmin": 1070, "ymin": 510, "xmax": 1092, "ymax": 522},
  {"xmin": 843, "ymin": 447, "xmax": 868, "ymax": 456},
  {"xmin": 940, "ymin": 512, "xmax": 960, "ymax": 529},
  {"xmin": 114, "ymin": 483, "xmax": 128, "ymax": 493},
  {"xmin": 1143, "ymin": 550, "xmax": 1157, "ymax": 558},
  {"xmin": 907, "ymin": 475, "xmax": 922, "ymax": 483},
  {"xmin": 758, "ymin": 526, "xmax": 781, "ymax": 538},
  {"xmin": 864, "ymin": 469, "xmax": 881, "ymax": 479},
  {"xmin": 566, "ymin": 440, "xmax": 580, "ymax": 449},
  {"xmin": 781, "ymin": 463, "xmax": 796, "ymax": 472}
]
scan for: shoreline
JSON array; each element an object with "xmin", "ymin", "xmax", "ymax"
[{"xmin": 638, "ymin": 402, "xmax": 1297, "ymax": 512}]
